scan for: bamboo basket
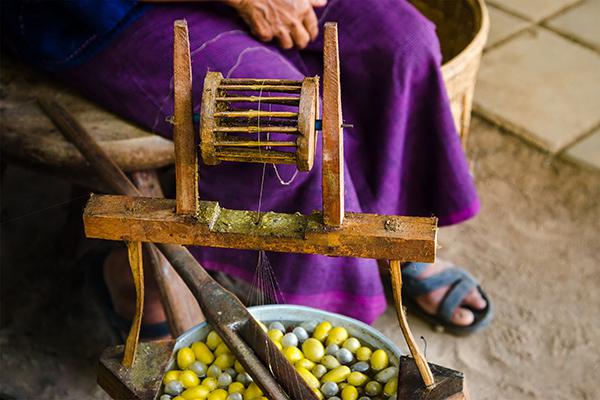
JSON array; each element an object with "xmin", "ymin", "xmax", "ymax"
[{"xmin": 410, "ymin": 0, "xmax": 490, "ymax": 150}]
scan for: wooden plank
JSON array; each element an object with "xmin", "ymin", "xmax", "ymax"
[
  {"xmin": 397, "ymin": 356, "xmax": 469, "ymax": 400},
  {"xmin": 322, "ymin": 23, "xmax": 344, "ymax": 227},
  {"xmin": 173, "ymin": 20, "xmax": 198, "ymax": 215},
  {"xmin": 98, "ymin": 341, "xmax": 175, "ymax": 400},
  {"xmin": 83, "ymin": 195, "xmax": 437, "ymax": 262},
  {"xmin": 122, "ymin": 240, "xmax": 144, "ymax": 367}
]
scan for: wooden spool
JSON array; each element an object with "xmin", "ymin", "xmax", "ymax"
[{"xmin": 200, "ymin": 72, "xmax": 319, "ymax": 171}]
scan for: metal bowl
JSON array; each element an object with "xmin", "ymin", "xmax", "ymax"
[{"xmin": 168, "ymin": 304, "xmax": 402, "ymax": 370}]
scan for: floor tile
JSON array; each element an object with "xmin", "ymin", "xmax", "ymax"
[
  {"xmin": 475, "ymin": 27, "xmax": 600, "ymax": 153},
  {"xmin": 546, "ymin": 0, "xmax": 600, "ymax": 51},
  {"xmin": 486, "ymin": 5, "xmax": 531, "ymax": 49},
  {"xmin": 488, "ymin": 0, "xmax": 581, "ymax": 21},
  {"xmin": 564, "ymin": 127, "xmax": 600, "ymax": 169}
]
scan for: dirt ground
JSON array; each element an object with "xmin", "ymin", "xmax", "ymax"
[{"xmin": 1, "ymin": 116, "xmax": 599, "ymax": 400}]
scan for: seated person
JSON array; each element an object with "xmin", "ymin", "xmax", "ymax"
[{"xmin": 1, "ymin": 0, "xmax": 491, "ymax": 337}]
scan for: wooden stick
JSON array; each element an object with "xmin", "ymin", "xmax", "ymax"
[
  {"xmin": 389, "ymin": 260, "xmax": 435, "ymax": 387},
  {"xmin": 214, "ymin": 110, "xmax": 298, "ymax": 118},
  {"xmin": 173, "ymin": 20, "xmax": 198, "ymax": 215},
  {"xmin": 322, "ymin": 22, "xmax": 344, "ymax": 227},
  {"xmin": 214, "ymin": 126, "xmax": 299, "ymax": 134},
  {"xmin": 218, "ymin": 85, "xmax": 302, "ymax": 93},
  {"xmin": 122, "ymin": 240, "xmax": 144, "ymax": 367},
  {"xmin": 216, "ymin": 149, "xmax": 297, "ymax": 164},
  {"xmin": 37, "ymin": 99, "xmax": 139, "ymax": 196},
  {"xmin": 220, "ymin": 78, "xmax": 302, "ymax": 85},
  {"xmin": 214, "ymin": 141, "xmax": 297, "ymax": 147},
  {"xmin": 216, "ymin": 96, "xmax": 300, "ymax": 105}
]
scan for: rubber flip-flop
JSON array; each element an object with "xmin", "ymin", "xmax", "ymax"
[
  {"xmin": 84, "ymin": 250, "xmax": 171, "ymax": 341},
  {"xmin": 402, "ymin": 262, "xmax": 493, "ymax": 336}
]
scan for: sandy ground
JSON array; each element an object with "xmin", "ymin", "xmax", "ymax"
[{"xmin": 1, "ymin": 116, "xmax": 599, "ymax": 400}]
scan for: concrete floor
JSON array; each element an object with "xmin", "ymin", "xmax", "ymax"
[{"xmin": 1, "ymin": 116, "xmax": 599, "ymax": 399}]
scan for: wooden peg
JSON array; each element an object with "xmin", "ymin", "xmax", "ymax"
[
  {"xmin": 322, "ymin": 22, "xmax": 344, "ymax": 227},
  {"xmin": 173, "ymin": 20, "xmax": 199, "ymax": 215},
  {"xmin": 389, "ymin": 260, "xmax": 435, "ymax": 387},
  {"xmin": 122, "ymin": 240, "xmax": 144, "ymax": 367}
]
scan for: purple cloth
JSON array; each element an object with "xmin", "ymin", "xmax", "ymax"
[{"xmin": 62, "ymin": 1, "xmax": 479, "ymax": 323}]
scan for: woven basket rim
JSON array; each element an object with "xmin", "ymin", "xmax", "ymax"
[{"xmin": 441, "ymin": 0, "xmax": 490, "ymax": 77}]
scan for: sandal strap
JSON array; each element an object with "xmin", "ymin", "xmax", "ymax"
[
  {"xmin": 437, "ymin": 271, "xmax": 478, "ymax": 323},
  {"xmin": 403, "ymin": 263, "xmax": 470, "ymax": 297},
  {"xmin": 402, "ymin": 262, "xmax": 479, "ymax": 323}
]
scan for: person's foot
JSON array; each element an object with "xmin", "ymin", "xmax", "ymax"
[
  {"xmin": 404, "ymin": 260, "xmax": 487, "ymax": 327},
  {"xmin": 103, "ymin": 246, "xmax": 169, "ymax": 336}
]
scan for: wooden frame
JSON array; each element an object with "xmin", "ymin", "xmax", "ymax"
[{"xmin": 78, "ymin": 21, "xmax": 470, "ymax": 400}]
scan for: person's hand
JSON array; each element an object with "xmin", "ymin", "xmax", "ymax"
[{"xmin": 227, "ymin": 0, "xmax": 327, "ymax": 49}]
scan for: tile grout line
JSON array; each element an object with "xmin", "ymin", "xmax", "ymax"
[
  {"xmin": 540, "ymin": 23, "xmax": 600, "ymax": 53},
  {"xmin": 557, "ymin": 121, "xmax": 600, "ymax": 156},
  {"xmin": 487, "ymin": 0, "xmax": 584, "ymax": 23},
  {"xmin": 484, "ymin": 25, "xmax": 533, "ymax": 53}
]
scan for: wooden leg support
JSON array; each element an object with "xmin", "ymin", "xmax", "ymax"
[
  {"xmin": 122, "ymin": 240, "xmax": 144, "ymax": 367},
  {"xmin": 389, "ymin": 260, "xmax": 435, "ymax": 387}
]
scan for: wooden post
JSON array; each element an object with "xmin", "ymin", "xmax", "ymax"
[
  {"xmin": 322, "ymin": 22, "xmax": 344, "ymax": 227},
  {"xmin": 173, "ymin": 20, "xmax": 199, "ymax": 215},
  {"xmin": 389, "ymin": 260, "xmax": 435, "ymax": 387},
  {"xmin": 122, "ymin": 241, "xmax": 144, "ymax": 367}
]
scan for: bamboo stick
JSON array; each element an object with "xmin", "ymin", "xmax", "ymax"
[
  {"xmin": 214, "ymin": 126, "xmax": 299, "ymax": 134},
  {"xmin": 214, "ymin": 141, "xmax": 297, "ymax": 147},
  {"xmin": 389, "ymin": 260, "xmax": 435, "ymax": 387},
  {"xmin": 214, "ymin": 110, "xmax": 298, "ymax": 118},
  {"xmin": 218, "ymin": 85, "xmax": 302, "ymax": 93},
  {"xmin": 220, "ymin": 78, "xmax": 302, "ymax": 85},
  {"xmin": 216, "ymin": 96, "xmax": 300, "ymax": 105},
  {"xmin": 216, "ymin": 149, "xmax": 296, "ymax": 164}
]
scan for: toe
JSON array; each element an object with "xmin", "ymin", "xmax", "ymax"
[
  {"xmin": 462, "ymin": 287, "xmax": 487, "ymax": 310},
  {"xmin": 450, "ymin": 307, "xmax": 475, "ymax": 326}
]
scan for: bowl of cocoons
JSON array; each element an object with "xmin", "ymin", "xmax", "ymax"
[{"xmin": 160, "ymin": 305, "xmax": 401, "ymax": 400}]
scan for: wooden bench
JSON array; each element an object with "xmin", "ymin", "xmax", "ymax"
[{"xmin": 1, "ymin": 57, "xmax": 200, "ymax": 337}]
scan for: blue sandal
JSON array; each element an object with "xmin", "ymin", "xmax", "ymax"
[{"xmin": 402, "ymin": 262, "xmax": 493, "ymax": 336}]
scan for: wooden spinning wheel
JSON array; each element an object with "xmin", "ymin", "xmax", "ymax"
[{"xmin": 200, "ymin": 73, "xmax": 319, "ymax": 171}]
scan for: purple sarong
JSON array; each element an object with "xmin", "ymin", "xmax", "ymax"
[{"xmin": 62, "ymin": 1, "xmax": 479, "ymax": 323}]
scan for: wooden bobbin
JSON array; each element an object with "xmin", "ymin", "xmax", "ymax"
[{"xmin": 200, "ymin": 72, "xmax": 319, "ymax": 171}]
